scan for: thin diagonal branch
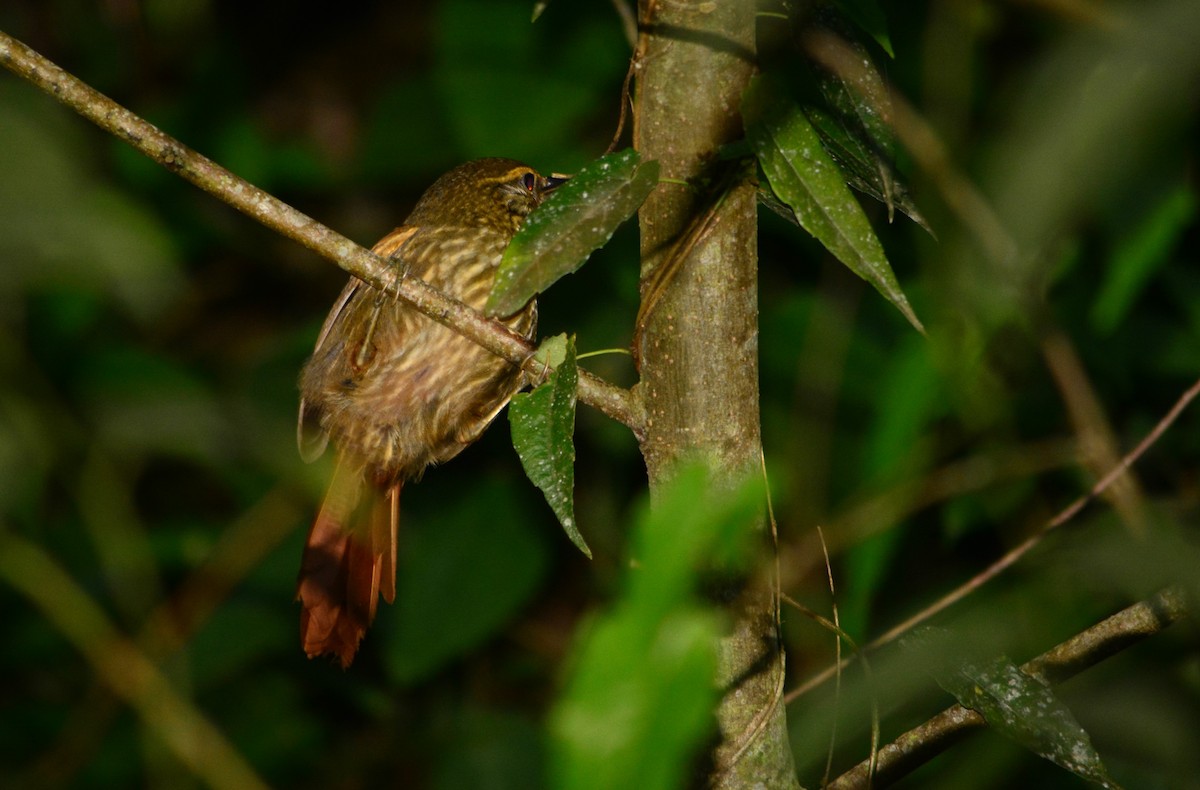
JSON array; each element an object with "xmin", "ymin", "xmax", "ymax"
[
  {"xmin": 864, "ymin": 373, "xmax": 1200, "ymax": 652},
  {"xmin": 0, "ymin": 29, "xmax": 644, "ymax": 438},
  {"xmin": 828, "ymin": 587, "xmax": 1190, "ymax": 789},
  {"xmin": 788, "ymin": 373, "xmax": 1200, "ymax": 703}
]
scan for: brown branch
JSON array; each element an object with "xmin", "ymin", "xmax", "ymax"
[
  {"xmin": 0, "ymin": 29, "xmax": 645, "ymax": 438},
  {"xmin": 866, "ymin": 373, "xmax": 1200, "ymax": 649},
  {"xmin": 827, "ymin": 587, "xmax": 1190, "ymax": 788},
  {"xmin": 780, "ymin": 438, "xmax": 1079, "ymax": 596},
  {"xmin": 788, "ymin": 373, "xmax": 1200, "ymax": 703}
]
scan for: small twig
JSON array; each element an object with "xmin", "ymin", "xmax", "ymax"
[
  {"xmin": 818, "ymin": 524, "xmax": 882, "ymax": 789},
  {"xmin": 787, "ymin": 374, "xmax": 1200, "ymax": 703},
  {"xmin": 606, "ymin": 55, "xmax": 638, "ymax": 155},
  {"xmin": 762, "ymin": 448, "xmax": 783, "ymax": 630},
  {"xmin": 1046, "ymin": 373, "xmax": 1200, "ymax": 530},
  {"xmin": 826, "ymin": 587, "xmax": 1189, "ymax": 789},
  {"xmin": 803, "ymin": 31, "xmax": 1018, "ymax": 268},
  {"xmin": 629, "ymin": 0, "xmax": 652, "ymax": 160},
  {"xmin": 575, "ymin": 347, "xmax": 633, "ymax": 360},
  {"xmin": 817, "ymin": 527, "xmax": 846, "ymax": 787},
  {"xmin": 0, "ymin": 29, "xmax": 645, "ymax": 438},
  {"xmin": 779, "ymin": 586, "xmax": 881, "ymax": 789},
  {"xmin": 787, "ymin": 528, "xmax": 883, "ymax": 787}
]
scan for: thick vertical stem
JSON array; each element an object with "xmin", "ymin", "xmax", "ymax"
[{"xmin": 634, "ymin": 1, "xmax": 798, "ymax": 786}]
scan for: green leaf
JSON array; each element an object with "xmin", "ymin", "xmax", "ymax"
[
  {"xmin": 530, "ymin": 332, "xmax": 569, "ymax": 370},
  {"xmin": 486, "ymin": 149, "xmax": 659, "ymax": 317},
  {"xmin": 744, "ymin": 76, "xmax": 924, "ymax": 333},
  {"xmin": 383, "ymin": 478, "xmax": 549, "ymax": 684},
  {"xmin": 1092, "ymin": 184, "xmax": 1196, "ymax": 334},
  {"xmin": 552, "ymin": 608, "xmax": 719, "ymax": 790},
  {"xmin": 770, "ymin": 6, "xmax": 924, "ymax": 231},
  {"xmin": 549, "ymin": 463, "xmax": 762, "ymax": 790},
  {"xmin": 801, "ymin": 8, "xmax": 931, "ymax": 231},
  {"xmin": 940, "ymin": 656, "xmax": 1120, "ymax": 789},
  {"xmin": 509, "ymin": 335, "xmax": 588, "ymax": 557},
  {"xmin": 805, "ymin": 107, "xmax": 933, "ymax": 234},
  {"xmin": 629, "ymin": 465, "xmax": 763, "ymax": 615},
  {"xmin": 809, "ymin": 12, "xmax": 895, "ymax": 159}
]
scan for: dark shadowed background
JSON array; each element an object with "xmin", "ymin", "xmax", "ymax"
[{"xmin": 1, "ymin": 1, "xmax": 1197, "ymax": 787}]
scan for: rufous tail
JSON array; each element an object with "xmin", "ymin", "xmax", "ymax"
[{"xmin": 297, "ymin": 456, "xmax": 399, "ymax": 668}]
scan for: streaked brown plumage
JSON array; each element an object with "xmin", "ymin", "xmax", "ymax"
[{"xmin": 296, "ymin": 158, "xmax": 559, "ymax": 667}]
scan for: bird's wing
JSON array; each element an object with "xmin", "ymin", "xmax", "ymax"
[{"xmin": 296, "ymin": 225, "xmax": 420, "ymax": 462}]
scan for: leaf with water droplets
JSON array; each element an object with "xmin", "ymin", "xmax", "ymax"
[
  {"xmin": 801, "ymin": 5, "xmax": 930, "ymax": 232},
  {"xmin": 486, "ymin": 149, "xmax": 659, "ymax": 318},
  {"xmin": 509, "ymin": 334, "xmax": 589, "ymax": 557},
  {"xmin": 530, "ymin": 332, "xmax": 569, "ymax": 370},
  {"xmin": 941, "ymin": 656, "xmax": 1120, "ymax": 789},
  {"xmin": 805, "ymin": 106, "xmax": 932, "ymax": 234},
  {"xmin": 744, "ymin": 76, "xmax": 924, "ymax": 333}
]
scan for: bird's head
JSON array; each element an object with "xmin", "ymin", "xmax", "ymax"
[{"xmin": 407, "ymin": 157, "xmax": 567, "ymax": 236}]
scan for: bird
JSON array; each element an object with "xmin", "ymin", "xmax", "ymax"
[{"xmin": 295, "ymin": 158, "xmax": 562, "ymax": 667}]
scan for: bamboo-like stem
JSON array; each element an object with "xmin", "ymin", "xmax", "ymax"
[
  {"xmin": 0, "ymin": 29, "xmax": 644, "ymax": 437},
  {"xmin": 633, "ymin": 1, "xmax": 798, "ymax": 786}
]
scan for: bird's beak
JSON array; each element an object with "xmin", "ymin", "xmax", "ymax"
[{"xmin": 544, "ymin": 173, "xmax": 570, "ymax": 192}]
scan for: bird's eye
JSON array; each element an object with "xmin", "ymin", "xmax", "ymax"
[{"xmin": 522, "ymin": 172, "xmax": 537, "ymax": 192}]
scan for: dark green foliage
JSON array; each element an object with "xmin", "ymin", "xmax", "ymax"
[
  {"xmin": 487, "ymin": 150, "xmax": 658, "ymax": 317},
  {"xmin": 550, "ymin": 464, "xmax": 762, "ymax": 790},
  {"xmin": 1, "ymin": 0, "xmax": 1198, "ymax": 787},
  {"xmin": 382, "ymin": 476, "xmax": 550, "ymax": 684},
  {"xmin": 509, "ymin": 334, "xmax": 588, "ymax": 557},
  {"xmin": 938, "ymin": 655, "xmax": 1119, "ymax": 788},
  {"xmin": 745, "ymin": 75, "xmax": 924, "ymax": 332}
]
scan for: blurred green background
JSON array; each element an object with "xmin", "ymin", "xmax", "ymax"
[{"xmin": 0, "ymin": 1, "xmax": 1197, "ymax": 787}]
